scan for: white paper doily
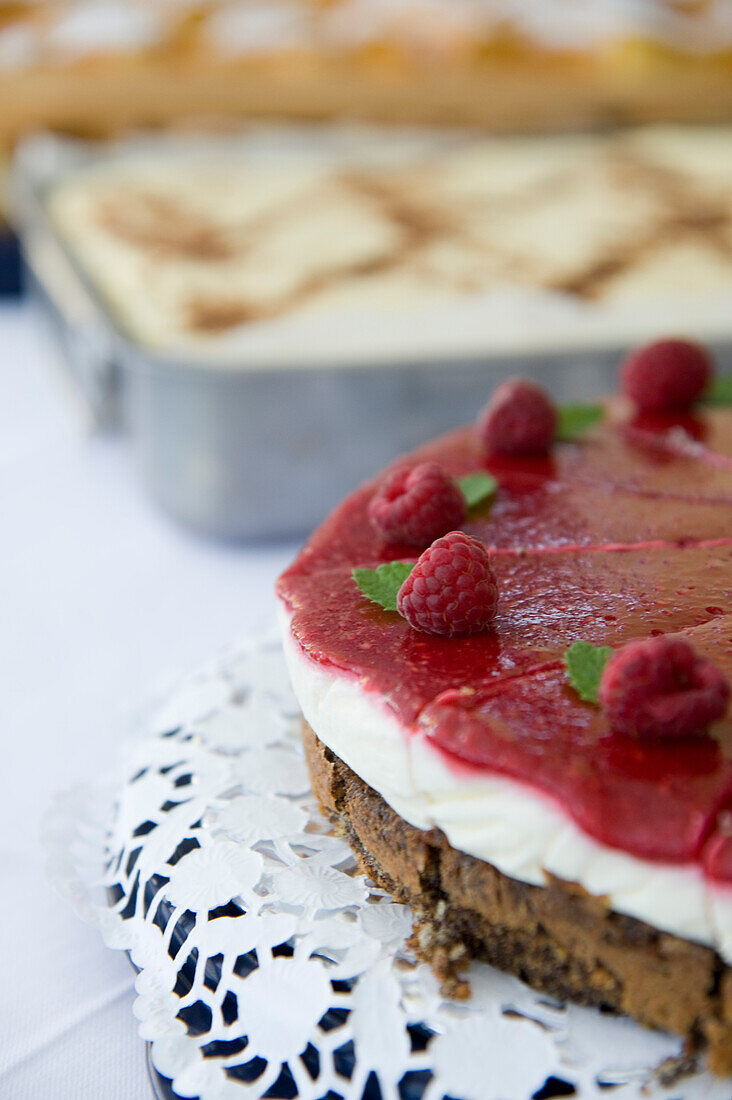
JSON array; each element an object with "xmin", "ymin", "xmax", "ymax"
[{"xmin": 45, "ymin": 635, "xmax": 732, "ymax": 1100}]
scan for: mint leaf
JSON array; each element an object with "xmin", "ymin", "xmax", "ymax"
[
  {"xmin": 564, "ymin": 641, "xmax": 613, "ymax": 704},
  {"xmin": 456, "ymin": 472, "xmax": 498, "ymax": 510},
  {"xmin": 556, "ymin": 403, "xmax": 603, "ymax": 442},
  {"xmin": 701, "ymin": 374, "xmax": 732, "ymax": 406},
  {"xmin": 353, "ymin": 561, "xmax": 414, "ymax": 611}
]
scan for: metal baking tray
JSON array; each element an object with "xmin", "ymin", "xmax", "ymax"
[{"xmin": 11, "ymin": 128, "xmax": 732, "ymax": 541}]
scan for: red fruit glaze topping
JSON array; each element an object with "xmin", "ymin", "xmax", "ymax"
[
  {"xmin": 478, "ymin": 378, "xmax": 557, "ymax": 456},
  {"xmin": 278, "ymin": 401, "xmax": 732, "ymax": 879},
  {"xmin": 599, "ymin": 636, "xmax": 730, "ymax": 739},
  {"xmin": 368, "ymin": 462, "xmax": 465, "ymax": 546},
  {"xmin": 396, "ymin": 531, "xmax": 498, "ymax": 636},
  {"xmin": 620, "ymin": 338, "xmax": 713, "ymax": 412}
]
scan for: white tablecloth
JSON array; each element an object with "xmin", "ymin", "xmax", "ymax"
[{"xmin": 0, "ymin": 303, "xmax": 297, "ymax": 1099}]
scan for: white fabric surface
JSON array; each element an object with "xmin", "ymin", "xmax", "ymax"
[{"xmin": 0, "ymin": 302, "xmax": 297, "ymax": 1099}]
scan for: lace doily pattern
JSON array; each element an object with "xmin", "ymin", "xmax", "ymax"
[{"xmin": 46, "ymin": 638, "xmax": 731, "ymax": 1100}]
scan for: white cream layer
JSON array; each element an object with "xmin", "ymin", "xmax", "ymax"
[{"xmin": 279, "ymin": 604, "xmax": 732, "ymax": 962}]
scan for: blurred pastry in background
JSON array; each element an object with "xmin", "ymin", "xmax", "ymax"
[
  {"xmin": 46, "ymin": 124, "xmax": 732, "ymax": 361},
  {"xmin": 1, "ymin": 0, "xmax": 732, "ymax": 146},
  {"xmin": 4, "ymin": 0, "xmax": 732, "ymax": 297}
]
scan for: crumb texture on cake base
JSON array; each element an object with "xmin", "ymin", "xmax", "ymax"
[{"xmin": 302, "ymin": 723, "xmax": 732, "ymax": 1076}]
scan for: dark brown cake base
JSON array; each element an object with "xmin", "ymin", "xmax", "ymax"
[{"xmin": 303, "ymin": 722, "xmax": 732, "ymax": 1076}]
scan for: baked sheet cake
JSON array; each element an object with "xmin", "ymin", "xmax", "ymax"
[{"xmin": 1, "ymin": 1, "xmax": 732, "ymax": 143}]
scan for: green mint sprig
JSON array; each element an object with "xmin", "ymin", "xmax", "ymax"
[
  {"xmin": 456, "ymin": 471, "xmax": 498, "ymax": 510},
  {"xmin": 556, "ymin": 404, "xmax": 604, "ymax": 442},
  {"xmin": 564, "ymin": 640, "xmax": 613, "ymax": 704},
  {"xmin": 353, "ymin": 561, "xmax": 414, "ymax": 611},
  {"xmin": 701, "ymin": 374, "xmax": 732, "ymax": 407}
]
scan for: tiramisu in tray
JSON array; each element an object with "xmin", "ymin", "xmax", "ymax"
[{"xmin": 45, "ymin": 125, "xmax": 732, "ymax": 362}]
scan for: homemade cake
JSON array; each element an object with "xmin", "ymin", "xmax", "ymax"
[
  {"xmin": 45, "ymin": 125, "xmax": 732, "ymax": 361},
  {"xmin": 2, "ymin": 0, "xmax": 732, "ymax": 142},
  {"xmin": 277, "ymin": 341, "xmax": 732, "ymax": 1073}
]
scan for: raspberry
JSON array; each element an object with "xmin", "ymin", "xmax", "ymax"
[
  {"xmin": 478, "ymin": 378, "xmax": 557, "ymax": 456},
  {"xmin": 369, "ymin": 462, "xmax": 465, "ymax": 546},
  {"xmin": 620, "ymin": 338, "xmax": 713, "ymax": 412},
  {"xmin": 397, "ymin": 530, "xmax": 498, "ymax": 636},
  {"xmin": 598, "ymin": 636, "xmax": 729, "ymax": 739}
]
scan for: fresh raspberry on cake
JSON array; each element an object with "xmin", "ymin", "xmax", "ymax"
[
  {"xmin": 478, "ymin": 378, "xmax": 557, "ymax": 455},
  {"xmin": 368, "ymin": 462, "xmax": 465, "ymax": 545},
  {"xmin": 397, "ymin": 530, "xmax": 498, "ymax": 636},
  {"xmin": 599, "ymin": 636, "xmax": 729, "ymax": 738},
  {"xmin": 620, "ymin": 338, "xmax": 713, "ymax": 412}
]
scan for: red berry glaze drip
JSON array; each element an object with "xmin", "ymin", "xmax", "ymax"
[
  {"xmin": 397, "ymin": 531, "xmax": 498, "ymax": 636},
  {"xmin": 599, "ymin": 637, "xmax": 730, "ymax": 739},
  {"xmin": 368, "ymin": 462, "xmax": 466, "ymax": 546},
  {"xmin": 478, "ymin": 378, "xmax": 557, "ymax": 456},
  {"xmin": 620, "ymin": 338, "xmax": 713, "ymax": 412}
]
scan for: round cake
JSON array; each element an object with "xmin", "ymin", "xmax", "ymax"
[{"xmin": 277, "ymin": 348, "xmax": 732, "ymax": 1074}]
